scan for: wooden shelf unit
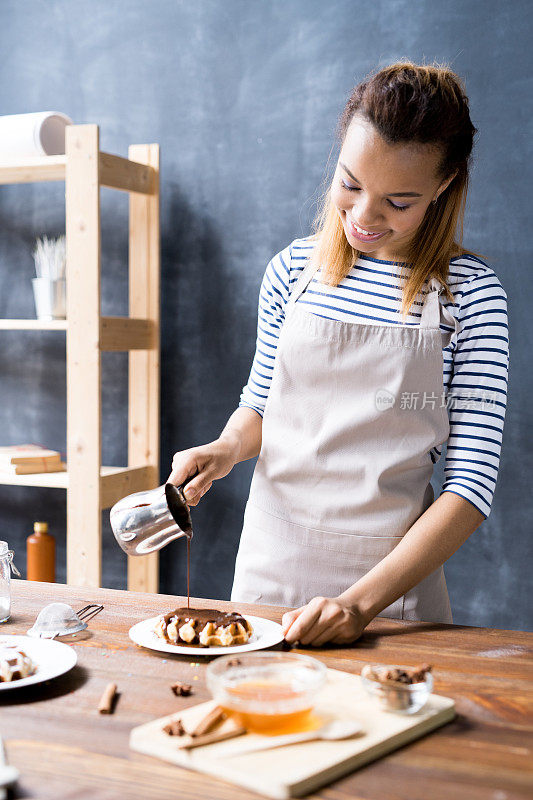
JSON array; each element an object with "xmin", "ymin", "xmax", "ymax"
[{"xmin": 0, "ymin": 124, "xmax": 161, "ymax": 593}]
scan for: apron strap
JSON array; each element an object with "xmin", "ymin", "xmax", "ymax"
[
  {"xmin": 287, "ymin": 260, "xmax": 460, "ymax": 341},
  {"xmin": 286, "ymin": 258, "xmax": 321, "ymax": 310},
  {"xmin": 420, "ymin": 276, "xmax": 460, "ymax": 339}
]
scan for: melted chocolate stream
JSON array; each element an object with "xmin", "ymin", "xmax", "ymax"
[
  {"xmin": 164, "ymin": 483, "xmax": 193, "ymax": 609},
  {"xmin": 187, "ymin": 536, "xmax": 190, "ymax": 610}
]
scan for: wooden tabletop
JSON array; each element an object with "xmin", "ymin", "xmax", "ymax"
[{"xmin": 1, "ymin": 581, "xmax": 532, "ymax": 800}]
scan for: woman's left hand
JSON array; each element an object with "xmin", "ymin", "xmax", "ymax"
[{"xmin": 281, "ymin": 596, "xmax": 367, "ymax": 647}]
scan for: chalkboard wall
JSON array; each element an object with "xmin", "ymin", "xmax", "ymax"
[{"xmin": 0, "ymin": 0, "xmax": 531, "ymax": 631}]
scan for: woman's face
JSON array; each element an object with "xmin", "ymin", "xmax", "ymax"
[{"xmin": 331, "ymin": 115, "xmax": 457, "ymax": 261}]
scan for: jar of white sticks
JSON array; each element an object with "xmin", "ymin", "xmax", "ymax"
[
  {"xmin": 0, "ymin": 541, "xmax": 20, "ymax": 623},
  {"xmin": 31, "ymin": 234, "xmax": 66, "ymax": 320}
]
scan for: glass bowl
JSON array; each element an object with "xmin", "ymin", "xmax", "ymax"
[
  {"xmin": 206, "ymin": 652, "xmax": 327, "ymax": 734},
  {"xmin": 360, "ymin": 664, "xmax": 433, "ymax": 714}
]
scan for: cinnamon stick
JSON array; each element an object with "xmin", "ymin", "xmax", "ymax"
[
  {"xmin": 98, "ymin": 682, "xmax": 118, "ymax": 714},
  {"xmin": 190, "ymin": 705, "xmax": 226, "ymax": 737},
  {"xmin": 178, "ymin": 723, "xmax": 246, "ymax": 749}
]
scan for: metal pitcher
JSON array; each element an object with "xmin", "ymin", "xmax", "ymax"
[{"xmin": 110, "ymin": 483, "xmax": 192, "ymax": 557}]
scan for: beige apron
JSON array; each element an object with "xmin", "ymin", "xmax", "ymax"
[{"xmin": 231, "ymin": 258, "xmax": 460, "ymax": 622}]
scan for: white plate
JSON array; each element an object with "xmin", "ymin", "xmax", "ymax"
[
  {"xmin": 0, "ymin": 634, "xmax": 77, "ymax": 690},
  {"xmin": 129, "ymin": 614, "xmax": 285, "ymax": 656}
]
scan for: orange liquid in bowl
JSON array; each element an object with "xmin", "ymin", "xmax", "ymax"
[{"xmin": 221, "ymin": 680, "xmax": 322, "ymax": 735}]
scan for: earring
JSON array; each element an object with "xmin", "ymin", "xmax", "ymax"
[{"xmin": 432, "ymin": 197, "xmax": 438, "ymax": 204}]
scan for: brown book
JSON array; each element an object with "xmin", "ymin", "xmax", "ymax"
[
  {"xmin": 0, "ymin": 445, "xmax": 62, "ymax": 466},
  {"xmin": 3, "ymin": 461, "xmax": 66, "ymax": 475}
]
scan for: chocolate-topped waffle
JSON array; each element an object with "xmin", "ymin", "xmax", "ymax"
[
  {"xmin": 0, "ymin": 645, "xmax": 36, "ymax": 682},
  {"xmin": 154, "ymin": 608, "xmax": 253, "ymax": 647}
]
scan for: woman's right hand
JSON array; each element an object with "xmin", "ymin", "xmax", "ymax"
[{"xmin": 167, "ymin": 432, "xmax": 241, "ymax": 507}]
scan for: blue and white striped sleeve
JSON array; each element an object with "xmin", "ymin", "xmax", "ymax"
[
  {"xmin": 238, "ymin": 242, "xmax": 294, "ymax": 416},
  {"xmin": 440, "ymin": 270, "xmax": 509, "ymax": 518}
]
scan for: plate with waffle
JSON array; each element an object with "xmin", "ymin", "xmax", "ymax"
[
  {"xmin": 128, "ymin": 608, "xmax": 284, "ymax": 656},
  {"xmin": 0, "ymin": 635, "xmax": 77, "ymax": 691}
]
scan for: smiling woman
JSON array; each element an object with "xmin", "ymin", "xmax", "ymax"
[
  {"xmin": 310, "ymin": 60, "xmax": 483, "ymax": 320},
  {"xmin": 333, "ymin": 138, "xmax": 441, "ymax": 247},
  {"xmin": 169, "ymin": 60, "xmax": 509, "ymax": 647}
]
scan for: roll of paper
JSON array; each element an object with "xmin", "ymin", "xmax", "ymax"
[{"xmin": 0, "ymin": 111, "xmax": 73, "ymax": 158}]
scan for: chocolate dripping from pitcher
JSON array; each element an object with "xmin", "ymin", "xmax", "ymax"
[
  {"xmin": 187, "ymin": 537, "xmax": 190, "ymax": 610},
  {"xmin": 164, "ymin": 483, "xmax": 193, "ymax": 610}
]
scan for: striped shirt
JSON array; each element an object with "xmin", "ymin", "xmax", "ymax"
[{"xmin": 239, "ymin": 236, "xmax": 509, "ymax": 519}]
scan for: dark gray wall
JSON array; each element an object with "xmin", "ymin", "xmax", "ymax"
[{"xmin": 0, "ymin": 0, "xmax": 531, "ymax": 630}]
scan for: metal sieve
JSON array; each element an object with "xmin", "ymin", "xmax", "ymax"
[{"xmin": 27, "ymin": 602, "xmax": 103, "ymax": 639}]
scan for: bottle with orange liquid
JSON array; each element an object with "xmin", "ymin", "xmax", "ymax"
[{"xmin": 27, "ymin": 521, "xmax": 55, "ymax": 582}]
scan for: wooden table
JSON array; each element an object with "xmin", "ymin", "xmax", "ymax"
[{"xmin": 1, "ymin": 581, "xmax": 532, "ymax": 800}]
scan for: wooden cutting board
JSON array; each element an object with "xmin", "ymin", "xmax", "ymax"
[{"xmin": 130, "ymin": 667, "xmax": 455, "ymax": 799}]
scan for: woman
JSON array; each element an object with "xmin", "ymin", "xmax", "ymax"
[{"xmin": 168, "ymin": 60, "xmax": 509, "ymax": 646}]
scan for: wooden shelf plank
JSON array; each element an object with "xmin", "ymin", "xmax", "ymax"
[
  {"xmin": 0, "ymin": 319, "xmax": 68, "ymax": 330},
  {"xmin": 99, "ymin": 152, "xmax": 156, "ymax": 195},
  {"xmin": 0, "ymin": 470, "xmax": 69, "ymax": 489},
  {"xmin": 100, "ymin": 465, "xmax": 157, "ymax": 510},
  {"xmin": 0, "ymin": 155, "xmax": 66, "ymax": 184},
  {"xmin": 100, "ymin": 316, "xmax": 157, "ymax": 351},
  {"xmin": 0, "ymin": 465, "xmax": 142, "ymax": 491},
  {"xmin": 0, "ymin": 317, "xmax": 157, "ymax": 351},
  {"xmin": 0, "ymin": 152, "xmax": 156, "ymax": 195}
]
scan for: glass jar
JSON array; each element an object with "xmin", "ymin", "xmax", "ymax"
[{"xmin": 0, "ymin": 541, "xmax": 21, "ymax": 623}]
